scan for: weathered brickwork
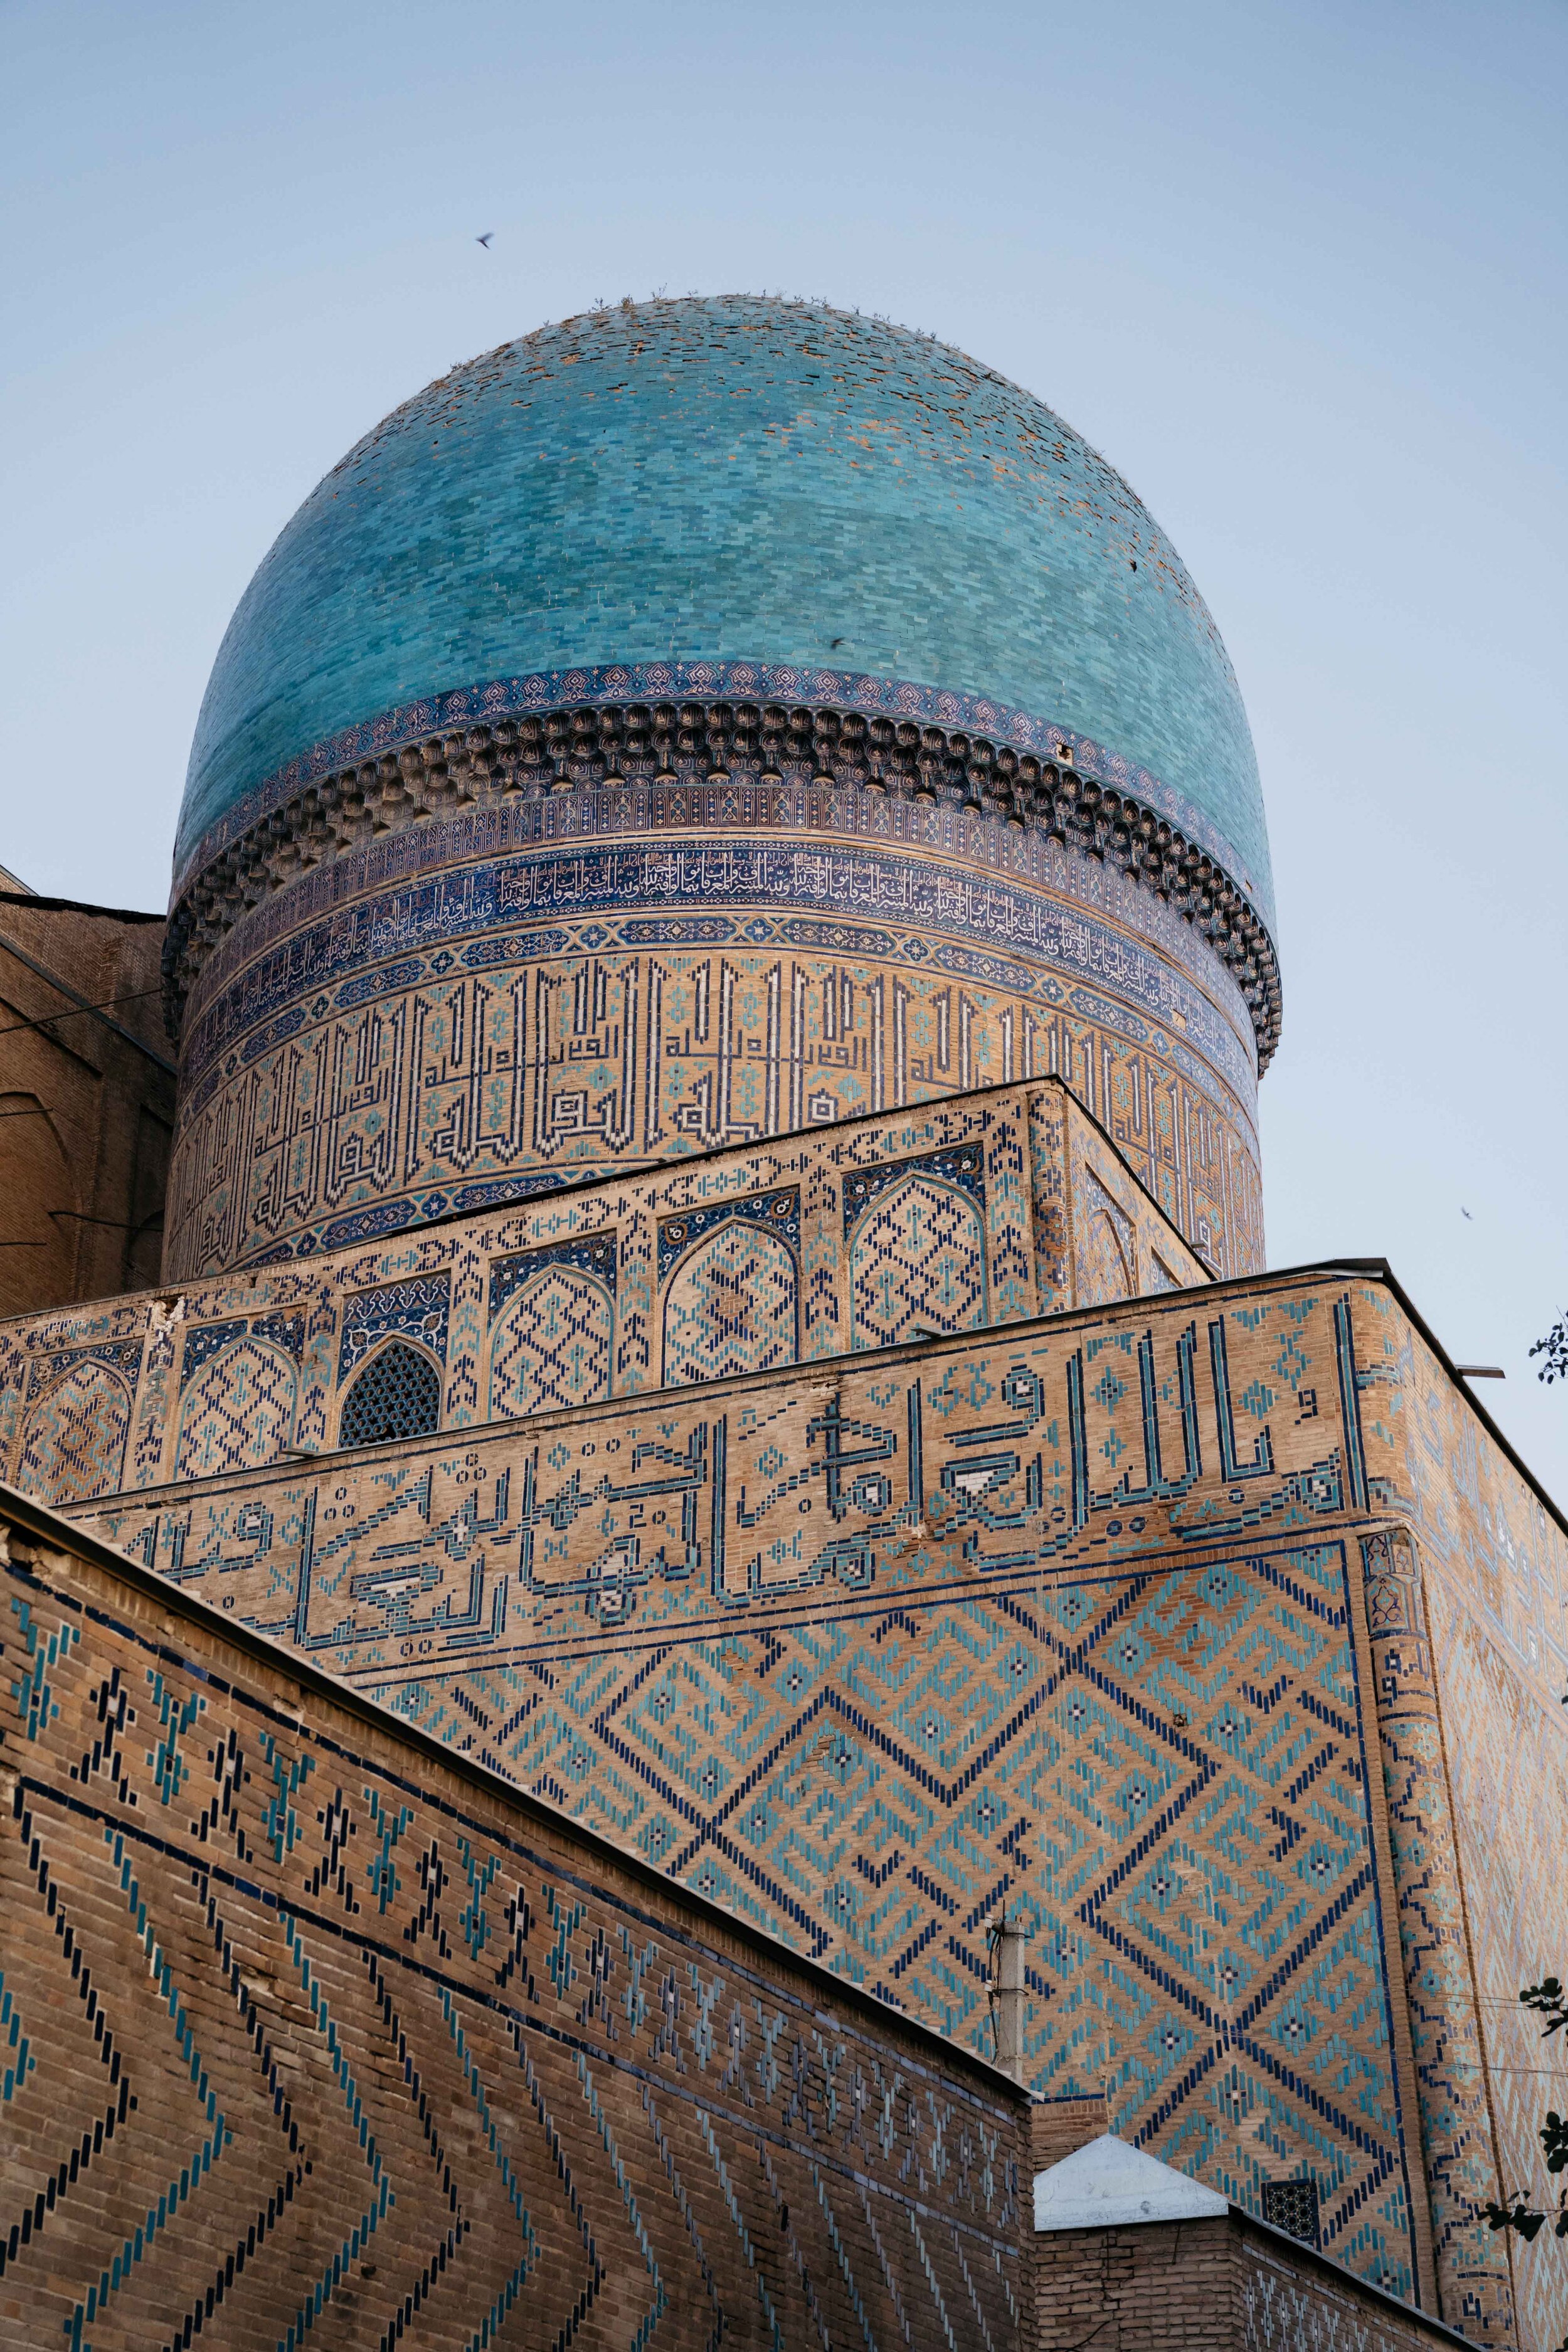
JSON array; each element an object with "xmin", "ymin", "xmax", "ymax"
[
  {"xmin": 163, "ymin": 783, "xmax": 1264, "ymax": 1281},
  {"xmin": 1353, "ymin": 1296, "xmax": 1568, "ymax": 2352},
  {"xmin": 1361, "ymin": 1524, "xmax": 1510, "ymax": 2341},
  {"xmin": 73, "ymin": 1269, "xmax": 1481, "ymax": 2311},
  {"xmin": 23, "ymin": 1217, "xmax": 1567, "ymax": 2343},
  {"xmin": 0, "ymin": 891, "xmax": 173, "ymax": 1319},
  {"xmin": 12, "ymin": 287, "xmax": 1565, "ymax": 2352},
  {"xmin": 0, "ymin": 1079, "xmax": 1206, "ymax": 1507},
  {"xmin": 1035, "ymin": 2213, "xmax": 1474, "ymax": 2349},
  {"xmin": 0, "ymin": 1489, "xmax": 1025, "ymax": 2349}
]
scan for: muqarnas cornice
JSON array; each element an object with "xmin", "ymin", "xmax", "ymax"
[{"xmin": 163, "ymin": 665, "xmax": 1283, "ymax": 1068}]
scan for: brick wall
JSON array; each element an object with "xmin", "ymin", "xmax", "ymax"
[
  {"xmin": 0, "ymin": 1481, "xmax": 1026, "ymax": 2349},
  {"xmin": 0, "ymin": 890, "xmax": 172, "ymax": 1319},
  {"xmin": 0, "ymin": 1076, "xmax": 1204, "ymax": 1507},
  {"xmin": 10, "ymin": 1171, "xmax": 1565, "ymax": 2339},
  {"xmin": 1355, "ymin": 1291, "xmax": 1568, "ymax": 2349},
  {"xmin": 164, "ymin": 771, "xmax": 1266, "ymax": 1281},
  {"xmin": 72, "ymin": 1267, "xmax": 1436, "ymax": 2302},
  {"xmin": 1035, "ymin": 2212, "xmax": 1476, "ymax": 2351}
]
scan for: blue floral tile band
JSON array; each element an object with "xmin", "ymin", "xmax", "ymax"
[{"xmin": 172, "ymin": 658, "xmax": 1274, "ymax": 941}]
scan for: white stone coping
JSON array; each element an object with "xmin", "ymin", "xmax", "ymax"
[{"xmin": 1034, "ymin": 2133, "xmax": 1229, "ymax": 2232}]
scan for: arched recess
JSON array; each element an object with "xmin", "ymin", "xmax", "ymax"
[
  {"xmin": 489, "ymin": 1267, "xmax": 613, "ymax": 1419},
  {"xmin": 19, "ymin": 1360, "xmax": 132, "ymax": 1503},
  {"xmin": 849, "ymin": 1173, "xmax": 987, "ymax": 1350},
  {"xmin": 662, "ymin": 1221, "xmax": 798, "ymax": 1385},
  {"xmin": 1077, "ymin": 1175, "xmax": 1135, "ymax": 1305},
  {"xmin": 0, "ymin": 1093, "xmax": 75, "ymax": 1317},
  {"xmin": 339, "ymin": 1338, "xmax": 442, "ymax": 1449},
  {"xmin": 176, "ymin": 1338, "xmax": 299, "ymax": 1480}
]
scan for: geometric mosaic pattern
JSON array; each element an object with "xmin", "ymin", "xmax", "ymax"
[
  {"xmin": 401, "ymin": 1549, "xmax": 1421, "ymax": 2299},
  {"xmin": 489, "ymin": 1266, "xmax": 614, "ymax": 1418},
  {"xmin": 849, "ymin": 1171, "xmax": 987, "ymax": 1348},
  {"xmin": 17, "ymin": 1142, "xmax": 1567, "ymax": 2346},
  {"xmin": 338, "ymin": 1271, "xmax": 450, "ymax": 1379},
  {"xmin": 662, "ymin": 1221, "xmax": 797, "ymax": 1385},
  {"xmin": 0, "ymin": 1079, "xmax": 1207, "ymax": 1505},
  {"xmin": 2, "ymin": 1520, "xmax": 1024, "ymax": 2352},
  {"xmin": 17, "ymin": 1358, "xmax": 132, "ymax": 1503},
  {"xmin": 173, "ymin": 1337, "xmax": 299, "ymax": 1480},
  {"xmin": 92, "ymin": 1277, "xmax": 1444, "ymax": 2307},
  {"xmin": 161, "ymin": 787, "xmax": 1265, "ymax": 1279},
  {"xmin": 338, "ymin": 1338, "xmax": 442, "ymax": 1448}
]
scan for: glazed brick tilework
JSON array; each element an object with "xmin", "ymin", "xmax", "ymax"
[
  {"xmin": 1351, "ymin": 1294, "xmax": 1568, "ymax": 2352},
  {"xmin": 0, "ymin": 1493, "xmax": 1025, "ymax": 2351},
  {"xmin": 78, "ymin": 1271, "xmax": 1470, "ymax": 2315},
  {"xmin": 1035, "ymin": 2213, "xmax": 1473, "ymax": 2349},
  {"xmin": 0, "ymin": 1079, "xmax": 1206, "ymax": 1508},
  {"xmin": 164, "ymin": 783, "xmax": 1263, "ymax": 1280},
  {"xmin": 178, "ymin": 298, "xmax": 1274, "ymax": 921}
]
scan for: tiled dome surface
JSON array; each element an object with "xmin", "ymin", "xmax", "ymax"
[{"xmin": 179, "ymin": 297, "xmax": 1273, "ymax": 927}]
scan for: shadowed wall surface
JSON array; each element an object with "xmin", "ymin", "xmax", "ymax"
[
  {"xmin": 1034, "ymin": 2210, "xmax": 1478, "ymax": 2350},
  {"xmin": 0, "ymin": 891, "xmax": 173, "ymax": 1318},
  {"xmin": 0, "ymin": 1481, "xmax": 1026, "ymax": 2351},
  {"xmin": 58, "ymin": 1263, "xmax": 1568, "ymax": 2341}
]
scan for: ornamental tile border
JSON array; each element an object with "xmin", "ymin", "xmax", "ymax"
[{"xmin": 175, "ymin": 658, "xmax": 1268, "ymax": 922}]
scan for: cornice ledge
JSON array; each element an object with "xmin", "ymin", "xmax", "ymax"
[{"xmin": 165, "ymin": 691, "xmax": 1282, "ymax": 1070}]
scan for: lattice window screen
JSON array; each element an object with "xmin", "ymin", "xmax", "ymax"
[
  {"xmin": 1261, "ymin": 2178, "xmax": 1321, "ymax": 2248},
  {"xmin": 339, "ymin": 1342, "xmax": 441, "ymax": 1448}
]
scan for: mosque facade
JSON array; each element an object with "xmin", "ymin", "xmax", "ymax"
[{"xmin": 1, "ymin": 297, "xmax": 1564, "ymax": 2351}]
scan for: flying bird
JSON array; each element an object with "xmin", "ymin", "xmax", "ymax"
[
  {"xmin": 1461, "ymin": 1207, "xmax": 1473, "ymax": 1221},
  {"xmin": 476, "ymin": 233, "xmax": 494, "ymax": 248}
]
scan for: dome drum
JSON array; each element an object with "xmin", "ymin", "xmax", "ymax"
[
  {"xmin": 164, "ymin": 297, "xmax": 1279, "ymax": 1284},
  {"xmin": 160, "ymin": 751, "xmax": 1265, "ymax": 1282},
  {"xmin": 162, "ymin": 682, "xmax": 1280, "ymax": 1061}
]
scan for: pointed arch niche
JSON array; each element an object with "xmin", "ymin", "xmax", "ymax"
[
  {"xmin": 662, "ymin": 1220, "xmax": 798, "ymax": 1385},
  {"xmin": 848, "ymin": 1172, "xmax": 987, "ymax": 1350},
  {"xmin": 337, "ymin": 1339, "xmax": 442, "ymax": 1449}
]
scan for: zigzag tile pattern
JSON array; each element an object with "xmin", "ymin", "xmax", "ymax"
[
  {"xmin": 1, "ymin": 1519, "xmax": 1024, "ymax": 2352},
  {"xmin": 18, "ymin": 1218, "xmax": 1567, "ymax": 2344},
  {"xmin": 85, "ymin": 1276, "xmax": 1442, "ymax": 2307}
]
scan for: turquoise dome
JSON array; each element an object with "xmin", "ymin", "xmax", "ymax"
[{"xmin": 179, "ymin": 297, "xmax": 1273, "ymax": 930}]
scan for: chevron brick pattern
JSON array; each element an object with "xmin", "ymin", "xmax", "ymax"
[
  {"xmin": 15, "ymin": 1210, "xmax": 1567, "ymax": 2345},
  {"xmin": 1, "ymin": 1513, "xmax": 1025, "ymax": 2352},
  {"xmin": 85, "ymin": 1277, "xmax": 1441, "ymax": 2307}
]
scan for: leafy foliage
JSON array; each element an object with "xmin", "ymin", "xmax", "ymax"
[
  {"xmin": 1532, "ymin": 1316, "xmax": 1568, "ymax": 1385},
  {"xmin": 1485, "ymin": 1977, "xmax": 1568, "ymax": 2351}
]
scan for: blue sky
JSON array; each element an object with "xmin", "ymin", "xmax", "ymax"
[{"xmin": 3, "ymin": 0, "xmax": 1565, "ymax": 1495}]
